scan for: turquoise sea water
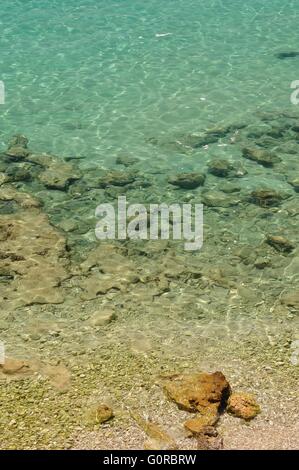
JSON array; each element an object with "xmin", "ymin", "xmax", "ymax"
[{"xmin": 1, "ymin": 0, "xmax": 299, "ymax": 163}]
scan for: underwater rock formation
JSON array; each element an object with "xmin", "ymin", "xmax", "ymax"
[
  {"xmin": 275, "ymin": 51, "xmax": 299, "ymax": 59},
  {"xmin": 4, "ymin": 134, "xmax": 30, "ymax": 161},
  {"xmin": 116, "ymin": 155, "xmax": 139, "ymax": 167},
  {"xmin": 288, "ymin": 177, "xmax": 299, "ymax": 192},
  {"xmin": 97, "ymin": 170, "xmax": 137, "ymax": 188},
  {"xmin": 0, "ymin": 187, "xmax": 68, "ymax": 309},
  {"xmin": 168, "ymin": 172, "xmax": 205, "ymax": 189},
  {"xmin": 207, "ymin": 159, "xmax": 234, "ymax": 177},
  {"xmin": 249, "ymin": 189, "xmax": 287, "ymax": 207},
  {"xmin": 266, "ymin": 235, "xmax": 295, "ymax": 253},
  {"xmin": 38, "ymin": 160, "xmax": 81, "ymax": 190},
  {"xmin": 242, "ymin": 147, "xmax": 280, "ymax": 167}
]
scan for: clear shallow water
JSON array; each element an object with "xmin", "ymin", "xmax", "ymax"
[{"xmin": 1, "ymin": 0, "xmax": 299, "ymax": 163}]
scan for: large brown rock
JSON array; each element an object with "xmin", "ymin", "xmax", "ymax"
[{"xmin": 163, "ymin": 371, "xmax": 231, "ymax": 414}]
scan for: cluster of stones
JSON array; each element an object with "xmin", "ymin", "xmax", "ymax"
[{"xmin": 163, "ymin": 371, "xmax": 260, "ymax": 450}]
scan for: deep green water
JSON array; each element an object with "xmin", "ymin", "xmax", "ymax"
[{"xmin": 1, "ymin": 0, "xmax": 299, "ymax": 163}]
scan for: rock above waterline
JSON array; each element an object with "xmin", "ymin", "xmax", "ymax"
[
  {"xmin": 227, "ymin": 392, "xmax": 260, "ymax": 420},
  {"xmin": 168, "ymin": 172, "xmax": 205, "ymax": 189},
  {"xmin": 163, "ymin": 371, "xmax": 231, "ymax": 414},
  {"xmin": 242, "ymin": 147, "xmax": 280, "ymax": 166}
]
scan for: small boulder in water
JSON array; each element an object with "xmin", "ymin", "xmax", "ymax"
[
  {"xmin": 98, "ymin": 170, "xmax": 136, "ymax": 188},
  {"xmin": 266, "ymin": 235, "xmax": 295, "ymax": 253},
  {"xmin": 275, "ymin": 51, "xmax": 299, "ymax": 59},
  {"xmin": 84, "ymin": 404, "xmax": 114, "ymax": 426},
  {"xmin": 168, "ymin": 172, "xmax": 205, "ymax": 189},
  {"xmin": 116, "ymin": 155, "xmax": 139, "ymax": 167},
  {"xmin": 242, "ymin": 147, "xmax": 280, "ymax": 167},
  {"xmin": 207, "ymin": 159, "xmax": 233, "ymax": 177},
  {"xmin": 5, "ymin": 146, "xmax": 30, "ymax": 161},
  {"xmin": 250, "ymin": 189, "xmax": 286, "ymax": 207}
]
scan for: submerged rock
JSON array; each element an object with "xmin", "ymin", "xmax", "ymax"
[
  {"xmin": 0, "ymin": 185, "xmax": 41, "ymax": 209},
  {"xmin": 250, "ymin": 189, "xmax": 286, "ymax": 207},
  {"xmin": 88, "ymin": 308, "xmax": 116, "ymax": 327},
  {"xmin": 132, "ymin": 413, "xmax": 177, "ymax": 450},
  {"xmin": 168, "ymin": 172, "xmax": 205, "ymax": 189},
  {"xmin": 288, "ymin": 177, "xmax": 299, "ymax": 192},
  {"xmin": 275, "ymin": 51, "xmax": 299, "ymax": 59},
  {"xmin": 97, "ymin": 170, "xmax": 136, "ymax": 188},
  {"xmin": 8, "ymin": 134, "xmax": 29, "ymax": 149},
  {"xmin": 266, "ymin": 235, "xmax": 295, "ymax": 253},
  {"xmin": 39, "ymin": 161, "xmax": 81, "ymax": 190},
  {"xmin": 4, "ymin": 134, "xmax": 30, "ymax": 161},
  {"xmin": 184, "ymin": 411, "xmax": 219, "ymax": 435},
  {"xmin": 207, "ymin": 159, "xmax": 233, "ymax": 177},
  {"xmin": 202, "ymin": 190, "xmax": 240, "ymax": 207},
  {"xmin": 0, "ymin": 358, "xmax": 33, "ymax": 376},
  {"xmin": 281, "ymin": 290, "xmax": 299, "ymax": 309},
  {"xmin": 116, "ymin": 155, "xmax": 139, "ymax": 167},
  {"xmin": 242, "ymin": 147, "xmax": 280, "ymax": 166},
  {"xmin": 5, "ymin": 146, "xmax": 30, "ymax": 161},
  {"xmin": 84, "ymin": 404, "xmax": 114, "ymax": 426},
  {"xmin": 0, "ymin": 187, "xmax": 68, "ymax": 310},
  {"xmin": 227, "ymin": 392, "xmax": 260, "ymax": 420},
  {"xmin": 277, "ymin": 141, "xmax": 299, "ymax": 155},
  {"xmin": 4, "ymin": 162, "xmax": 33, "ymax": 182}
]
